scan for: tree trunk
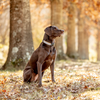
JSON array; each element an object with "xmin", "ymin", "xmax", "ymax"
[
  {"xmin": 67, "ymin": 2, "xmax": 76, "ymax": 58},
  {"xmin": 97, "ymin": 22, "xmax": 100, "ymax": 61},
  {"xmin": 78, "ymin": 13, "xmax": 85, "ymax": 59},
  {"xmin": 51, "ymin": 0, "xmax": 65, "ymax": 60},
  {"xmin": 2, "ymin": 0, "xmax": 33, "ymax": 70},
  {"xmin": 84, "ymin": 25, "xmax": 89, "ymax": 59},
  {"xmin": 78, "ymin": 10, "xmax": 89, "ymax": 59}
]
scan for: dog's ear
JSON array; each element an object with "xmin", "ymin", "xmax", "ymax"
[{"xmin": 44, "ymin": 26, "xmax": 52, "ymax": 36}]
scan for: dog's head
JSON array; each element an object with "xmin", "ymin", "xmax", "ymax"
[{"xmin": 44, "ymin": 26, "xmax": 64, "ymax": 39}]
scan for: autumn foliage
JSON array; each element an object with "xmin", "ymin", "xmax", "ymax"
[{"xmin": 0, "ymin": 61, "xmax": 100, "ymax": 99}]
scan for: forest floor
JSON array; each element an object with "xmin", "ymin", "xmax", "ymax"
[{"xmin": 0, "ymin": 60, "xmax": 100, "ymax": 100}]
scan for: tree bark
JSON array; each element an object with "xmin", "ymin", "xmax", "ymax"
[
  {"xmin": 67, "ymin": 2, "xmax": 76, "ymax": 58},
  {"xmin": 84, "ymin": 25, "xmax": 89, "ymax": 59},
  {"xmin": 51, "ymin": 0, "xmax": 65, "ymax": 60},
  {"xmin": 78, "ymin": 13, "xmax": 85, "ymax": 59},
  {"xmin": 78, "ymin": 10, "xmax": 89, "ymax": 59},
  {"xmin": 2, "ymin": 0, "xmax": 33, "ymax": 70},
  {"xmin": 97, "ymin": 21, "xmax": 100, "ymax": 61}
]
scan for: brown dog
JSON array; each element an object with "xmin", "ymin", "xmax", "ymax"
[{"xmin": 23, "ymin": 26, "xmax": 64, "ymax": 86}]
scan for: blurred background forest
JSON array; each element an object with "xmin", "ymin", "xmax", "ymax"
[{"xmin": 0, "ymin": 0, "xmax": 100, "ymax": 69}]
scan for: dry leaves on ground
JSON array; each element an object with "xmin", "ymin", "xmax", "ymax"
[{"xmin": 0, "ymin": 60, "xmax": 100, "ymax": 100}]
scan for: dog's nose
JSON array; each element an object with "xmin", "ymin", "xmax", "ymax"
[{"xmin": 61, "ymin": 30, "xmax": 64, "ymax": 33}]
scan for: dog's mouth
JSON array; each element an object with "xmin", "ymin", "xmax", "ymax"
[{"xmin": 59, "ymin": 32, "xmax": 64, "ymax": 37}]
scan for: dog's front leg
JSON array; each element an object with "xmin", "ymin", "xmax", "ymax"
[
  {"xmin": 37, "ymin": 55, "xmax": 47, "ymax": 87},
  {"xmin": 37, "ymin": 61, "xmax": 42, "ymax": 87},
  {"xmin": 37, "ymin": 48, "xmax": 49, "ymax": 86},
  {"xmin": 50, "ymin": 61, "xmax": 56, "ymax": 83}
]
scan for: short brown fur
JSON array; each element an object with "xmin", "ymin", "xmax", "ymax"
[{"xmin": 23, "ymin": 26, "xmax": 64, "ymax": 86}]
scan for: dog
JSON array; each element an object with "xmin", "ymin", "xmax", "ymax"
[{"xmin": 23, "ymin": 26, "xmax": 64, "ymax": 86}]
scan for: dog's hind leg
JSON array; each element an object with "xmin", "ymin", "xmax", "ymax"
[
  {"xmin": 23, "ymin": 66, "xmax": 33, "ymax": 82},
  {"xmin": 34, "ymin": 71, "xmax": 44, "ymax": 82},
  {"xmin": 31, "ymin": 73, "xmax": 38, "ymax": 82}
]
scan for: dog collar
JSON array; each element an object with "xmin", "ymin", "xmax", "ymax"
[{"xmin": 43, "ymin": 40, "xmax": 54, "ymax": 46}]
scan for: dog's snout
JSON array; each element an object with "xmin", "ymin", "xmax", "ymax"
[{"xmin": 60, "ymin": 30, "xmax": 64, "ymax": 33}]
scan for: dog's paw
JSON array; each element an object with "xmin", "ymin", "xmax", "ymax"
[
  {"xmin": 52, "ymin": 80, "xmax": 56, "ymax": 83},
  {"xmin": 38, "ymin": 84, "xmax": 42, "ymax": 87}
]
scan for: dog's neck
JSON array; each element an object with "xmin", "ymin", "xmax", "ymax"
[{"xmin": 43, "ymin": 33, "xmax": 55, "ymax": 46}]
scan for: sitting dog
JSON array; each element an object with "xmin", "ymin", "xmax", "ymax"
[{"xmin": 23, "ymin": 26, "xmax": 64, "ymax": 86}]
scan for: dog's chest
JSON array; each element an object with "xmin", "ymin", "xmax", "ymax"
[
  {"xmin": 42, "ymin": 48, "xmax": 56, "ymax": 71},
  {"xmin": 45, "ymin": 47, "xmax": 56, "ymax": 64}
]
